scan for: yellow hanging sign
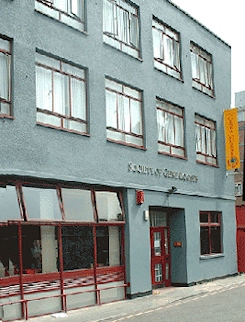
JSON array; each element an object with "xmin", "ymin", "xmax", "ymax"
[{"xmin": 224, "ymin": 108, "xmax": 240, "ymax": 170}]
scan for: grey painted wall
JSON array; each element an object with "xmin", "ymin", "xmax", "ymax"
[{"xmin": 0, "ymin": 0, "xmax": 236, "ymax": 293}]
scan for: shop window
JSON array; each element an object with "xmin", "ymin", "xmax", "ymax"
[
  {"xmin": 157, "ymin": 99, "xmax": 185, "ymax": 158},
  {"xmin": 0, "ymin": 185, "xmax": 21, "ymax": 221},
  {"xmin": 105, "ymin": 78, "xmax": 143, "ymax": 148},
  {"xmin": 96, "ymin": 191, "xmax": 124, "ymax": 222},
  {"xmin": 152, "ymin": 18, "xmax": 181, "ymax": 80},
  {"xmin": 0, "ymin": 226, "xmax": 19, "ymax": 277},
  {"xmin": 22, "ymin": 225, "xmax": 59, "ymax": 274},
  {"xmin": 62, "ymin": 188, "xmax": 94, "ymax": 221},
  {"xmin": 62, "ymin": 226, "xmax": 94, "ymax": 270},
  {"xmin": 96, "ymin": 226, "xmax": 122, "ymax": 267},
  {"xmin": 195, "ymin": 114, "xmax": 217, "ymax": 166},
  {"xmin": 0, "ymin": 37, "xmax": 11, "ymax": 117},
  {"xmin": 35, "ymin": 0, "xmax": 85, "ymax": 32},
  {"xmin": 36, "ymin": 53, "xmax": 87, "ymax": 134},
  {"xmin": 103, "ymin": 0, "xmax": 140, "ymax": 58},
  {"xmin": 200, "ymin": 211, "xmax": 222, "ymax": 255},
  {"xmin": 191, "ymin": 42, "xmax": 214, "ymax": 97},
  {"xmin": 22, "ymin": 186, "xmax": 62, "ymax": 220}
]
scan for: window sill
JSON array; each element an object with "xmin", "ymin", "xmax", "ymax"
[
  {"xmin": 200, "ymin": 253, "xmax": 224, "ymax": 260},
  {"xmin": 154, "ymin": 66, "xmax": 184, "ymax": 83},
  {"xmin": 103, "ymin": 41, "xmax": 143, "ymax": 62},
  {"xmin": 158, "ymin": 151, "xmax": 187, "ymax": 160},
  {"xmin": 107, "ymin": 138, "xmax": 146, "ymax": 151},
  {"xmin": 196, "ymin": 160, "xmax": 219, "ymax": 168}
]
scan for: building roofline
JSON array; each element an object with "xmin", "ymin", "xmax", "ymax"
[{"xmin": 167, "ymin": 0, "xmax": 231, "ymax": 48}]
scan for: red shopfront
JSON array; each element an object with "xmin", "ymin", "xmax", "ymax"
[{"xmin": 0, "ymin": 181, "xmax": 126, "ymax": 321}]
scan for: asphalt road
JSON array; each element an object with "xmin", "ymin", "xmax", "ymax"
[{"xmin": 111, "ymin": 284, "xmax": 245, "ymax": 322}]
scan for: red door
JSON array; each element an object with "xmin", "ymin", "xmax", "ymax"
[{"xmin": 150, "ymin": 227, "xmax": 170, "ymax": 287}]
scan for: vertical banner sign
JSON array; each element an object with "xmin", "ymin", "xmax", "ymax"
[{"xmin": 224, "ymin": 108, "xmax": 240, "ymax": 170}]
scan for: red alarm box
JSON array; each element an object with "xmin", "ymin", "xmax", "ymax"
[{"xmin": 136, "ymin": 190, "xmax": 144, "ymax": 205}]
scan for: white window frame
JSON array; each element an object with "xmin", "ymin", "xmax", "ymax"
[
  {"xmin": 191, "ymin": 43, "xmax": 214, "ymax": 97},
  {"xmin": 156, "ymin": 99, "xmax": 185, "ymax": 158},
  {"xmin": 152, "ymin": 19, "xmax": 181, "ymax": 80},
  {"xmin": 105, "ymin": 78, "xmax": 143, "ymax": 148},
  {"xmin": 235, "ymin": 182, "xmax": 243, "ymax": 197},
  {"xmin": 35, "ymin": 0, "xmax": 85, "ymax": 32},
  {"xmin": 36, "ymin": 53, "xmax": 88, "ymax": 134},
  {"xmin": 0, "ymin": 37, "xmax": 11, "ymax": 117},
  {"xmin": 103, "ymin": 0, "xmax": 140, "ymax": 58},
  {"xmin": 195, "ymin": 114, "xmax": 217, "ymax": 165}
]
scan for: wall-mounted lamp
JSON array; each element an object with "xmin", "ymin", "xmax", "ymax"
[
  {"xmin": 136, "ymin": 189, "xmax": 144, "ymax": 205},
  {"xmin": 168, "ymin": 186, "xmax": 177, "ymax": 194}
]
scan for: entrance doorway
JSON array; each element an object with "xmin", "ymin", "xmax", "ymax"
[{"xmin": 150, "ymin": 208, "xmax": 170, "ymax": 287}]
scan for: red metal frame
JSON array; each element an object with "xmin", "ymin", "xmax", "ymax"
[{"xmin": 150, "ymin": 226, "xmax": 171, "ymax": 287}]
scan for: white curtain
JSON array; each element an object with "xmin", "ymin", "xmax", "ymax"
[
  {"xmin": 0, "ymin": 53, "xmax": 9, "ymax": 101},
  {"xmin": 165, "ymin": 113, "xmax": 174, "ymax": 144},
  {"xmin": 206, "ymin": 127, "xmax": 211, "ymax": 156},
  {"xmin": 174, "ymin": 115, "xmax": 183, "ymax": 147},
  {"xmin": 70, "ymin": 0, "xmax": 83, "ymax": 18},
  {"xmin": 106, "ymin": 90, "xmax": 117, "ymax": 128},
  {"xmin": 173, "ymin": 41, "xmax": 180, "ymax": 71},
  {"xmin": 118, "ymin": 7, "xmax": 129, "ymax": 44},
  {"xmin": 53, "ymin": 72, "xmax": 67, "ymax": 116},
  {"xmin": 130, "ymin": 99, "xmax": 142, "ymax": 135},
  {"xmin": 103, "ymin": 0, "xmax": 115, "ymax": 34},
  {"xmin": 152, "ymin": 28, "xmax": 163, "ymax": 59},
  {"xmin": 195, "ymin": 124, "xmax": 201, "ymax": 152},
  {"xmin": 54, "ymin": 0, "xmax": 66, "ymax": 12},
  {"xmin": 211, "ymin": 129, "xmax": 216, "ymax": 157},
  {"xmin": 129, "ymin": 14, "xmax": 138, "ymax": 48},
  {"xmin": 118, "ymin": 94, "xmax": 130, "ymax": 132},
  {"xmin": 157, "ymin": 109, "xmax": 164, "ymax": 142},
  {"xmin": 36, "ymin": 66, "xmax": 52, "ymax": 111},
  {"xmin": 71, "ymin": 78, "xmax": 85, "ymax": 120},
  {"xmin": 191, "ymin": 52, "xmax": 199, "ymax": 79}
]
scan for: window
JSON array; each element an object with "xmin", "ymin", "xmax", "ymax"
[
  {"xmin": 195, "ymin": 114, "xmax": 217, "ymax": 165},
  {"xmin": 200, "ymin": 212, "xmax": 222, "ymax": 255},
  {"xmin": 157, "ymin": 99, "xmax": 185, "ymax": 157},
  {"xmin": 35, "ymin": 0, "xmax": 85, "ymax": 32},
  {"xmin": 105, "ymin": 78, "xmax": 143, "ymax": 148},
  {"xmin": 36, "ymin": 53, "xmax": 87, "ymax": 134},
  {"xmin": 235, "ymin": 182, "xmax": 243, "ymax": 197},
  {"xmin": 103, "ymin": 0, "xmax": 140, "ymax": 58},
  {"xmin": 0, "ymin": 37, "xmax": 11, "ymax": 117},
  {"xmin": 191, "ymin": 43, "xmax": 214, "ymax": 96},
  {"xmin": 152, "ymin": 19, "xmax": 181, "ymax": 80}
]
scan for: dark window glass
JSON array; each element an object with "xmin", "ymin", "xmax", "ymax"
[
  {"xmin": 22, "ymin": 225, "xmax": 59, "ymax": 274},
  {"xmin": 62, "ymin": 226, "xmax": 94, "ymax": 270},
  {"xmin": 0, "ymin": 226, "xmax": 19, "ymax": 277},
  {"xmin": 200, "ymin": 213, "xmax": 208, "ymax": 223},
  {"xmin": 210, "ymin": 213, "xmax": 219, "ymax": 223},
  {"xmin": 200, "ymin": 227, "xmax": 209, "ymax": 255},
  {"xmin": 0, "ymin": 186, "xmax": 21, "ymax": 221},
  {"xmin": 211, "ymin": 227, "xmax": 221, "ymax": 253}
]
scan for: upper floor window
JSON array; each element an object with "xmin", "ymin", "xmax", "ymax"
[
  {"xmin": 191, "ymin": 43, "xmax": 214, "ymax": 97},
  {"xmin": 152, "ymin": 19, "xmax": 181, "ymax": 80},
  {"xmin": 157, "ymin": 99, "xmax": 185, "ymax": 158},
  {"xmin": 195, "ymin": 114, "xmax": 217, "ymax": 166},
  {"xmin": 36, "ymin": 53, "xmax": 87, "ymax": 134},
  {"xmin": 103, "ymin": 0, "xmax": 140, "ymax": 58},
  {"xmin": 0, "ymin": 37, "xmax": 11, "ymax": 117},
  {"xmin": 35, "ymin": 0, "xmax": 85, "ymax": 32},
  {"xmin": 105, "ymin": 78, "xmax": 143, "ymax": 148}
]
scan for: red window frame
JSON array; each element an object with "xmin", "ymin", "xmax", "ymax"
[
  {"xmin": 156, "ymin": 99, "xmax": 185, "ymax": 158},
  {"xmin": 200, "ymin": 211, "xmax": 222, "ymax": 255}
]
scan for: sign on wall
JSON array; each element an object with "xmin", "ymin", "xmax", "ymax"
[{"xmin": 224, "ymin": 108, "xmax": 240, "ymax": 170}]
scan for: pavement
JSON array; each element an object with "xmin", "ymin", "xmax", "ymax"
[{"xmin": 24, "ymin": 273, "xmax": 245, "ymax": 321}]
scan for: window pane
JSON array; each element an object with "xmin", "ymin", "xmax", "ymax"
[
  {"xmin": 0, "ymin": 186, "xmax": 21, "ymax": 221},
  {"xmin": 211, "ymin": 213, "xmax": 219, "ymax": 223},
  {"xmin": 36, "ymin": 66, "xmax": 52, "ymax": 111},
  {"xmin": 106, "ymin": 90, "xmax": 117, "ymax": 128},
  {"xmin": 0, "ymin": 52, "xmax": 10, "ymax": 101},
  {"xmin": 71, "ymin": 78, "xmax": 86, "ymax": 120},
  {"xmin": 211, "ymin": 227, "xmax": 221, "ymax": 253},
  {"xmin": 23, "ymin": 187, "xmax": 62, "ymax": 220},
  {"xmin": 131, "ymin": 99, "xmax": 142, "ymax": 135},
  {"xmin": 0, "ymin": 226, "xmax": 19, "ymax": 277},
  {"xmin": 150, "ymin": 210, "xmax": 167, "ymax": 227},
  {"xmin": 96, "ymin": 226, "xmax": 122, "ymax": 267},
  {"xmin": 96, "ymin": 191, "xmax": 123, "ymax": 221},
  {"xmin": 200, "ymin": 213, "xmax": 208, "ymax": 223},
  {"xmin": 62, "ymin": 226, "xmax": 94, "ymax": 270},
  {"xmin": 22, "ymin": 225, "xmax": 59, "ymax": 274},
  {"xmin": 53, "ymin": 72, "xmax": 68, "ymax": 115},
  {"xmin": 62, "ymin": 188, "xmax": 94, "ymax": 221},
  {"xmin": 200, "ymin": 227, "xmax": 209, "ymax": 255}
]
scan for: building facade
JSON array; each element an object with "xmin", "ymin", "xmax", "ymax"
[{"xmin": 0, "ymin": 0, "xmax": 237, "ymax": 320}]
